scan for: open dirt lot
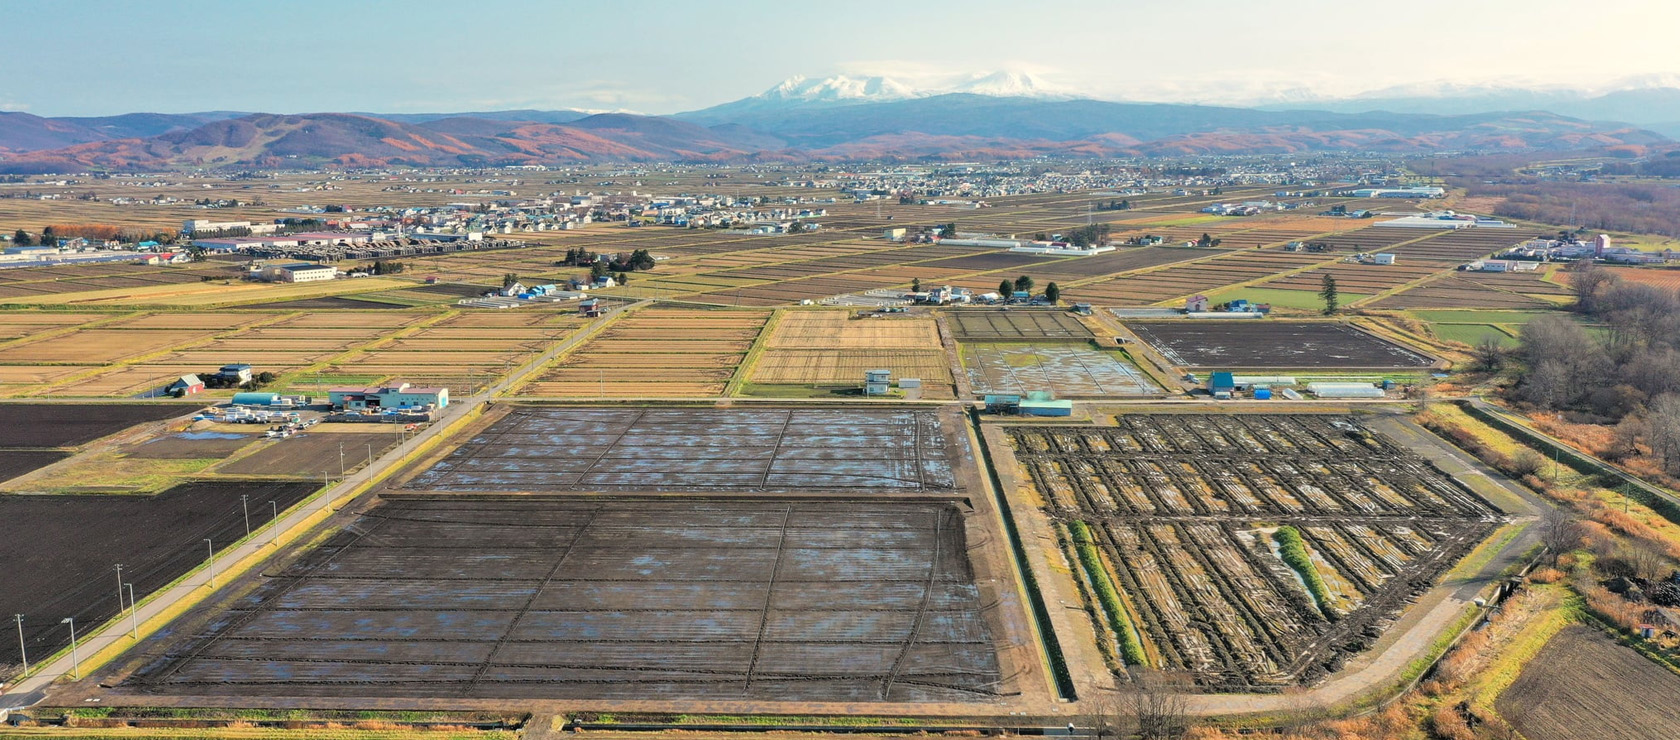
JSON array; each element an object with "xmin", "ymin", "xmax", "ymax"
[
  {"xmin": 125, "ymin": 431, "xmax": 256, "ymax": 460},
  {"xmin": 1004, "ymin": 414, "xmax": 1501, "ymax": 689},
  {"xmin": 122, "ymin": 496, "xmax": 1005, "ymax": 703},
  {"xmin": 405, "ymin": 406, "xmax": 967, "ymax": 494},
  {"xmin": 217, "ymin": 431, "xmax": 403, "ymax": 477},
  {"xmin": 963, "ymin": 343, "xmax": 1159, "ymax": 397},
  {"xmin": 1497, "ymin": 626, "xmax": 1680, "ymax": 740},
  {"xmin": 0, "ymin": 450, "xmax": 69, "ymax": 483},
  {"xmin": 1125, "ymin": 321, "xmax": 1436, "ymax": 369},
  {"xmin": 0, "ymin": 480, "xmax": 319, "ymax": 680}
]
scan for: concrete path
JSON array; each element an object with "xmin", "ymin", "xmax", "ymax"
[{"xmin": 0, "ymin": 304, "xmax": 634, "ymax": 708}]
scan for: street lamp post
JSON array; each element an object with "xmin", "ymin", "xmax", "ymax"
[
  {"xmin": 241, "ymin": 494, "xmax": 250, "ymax": 537},
  {"xmin": 60, "ymin": 617, "xmax": 79, "ymax": 679},
  {"xmin": 114, "ymin": 563, "xmax": 124, "ymax": 614},
  {"xmin": 204, "ymin": 539, "xmax": 217, "ymax": 587},
  {"xmin": 13, "ymin": 614, "xmax": 25, "ymax": 674},
  {"xmin": 124, "ymin": 583, "xmax": 138, "ymax": 639}
]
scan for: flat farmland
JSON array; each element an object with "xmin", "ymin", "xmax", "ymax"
[
  {"xmin": 0, "ymin": 480, "xmax": 319, "ymax": 681},
  {"xmin": 123, "ymin": 497, "xmax": 1004, "ymax": 702},
  {"xmin": 0, "ymin": 402, "xmax": 193, "ymax": 447},
  {"xmin": 767, "ymin": 311, "xmax": 942, "ymax": 349},
  {"xmin": 1071, "ymin": 250, "xmax": 1317, "ymax": 305},
  {"xmin": 1599, "ymin": 266, "xmax": 1680, "ymax": 291},
  {"xmin": 1380, "ymin": 228, "xmax": 1536, "ymax": 261},
  {"xmin": 752, "ymin": 311, "xmax": 953, "ymax": 393},
  {"xmin": 1367, "ymin": 277, "xmax": 1555, "ymax": 309},
  {"xmin": 1022, "ymin": 246, "xmax": 1217, "ymax": 283},
  {"xmin": 0, "ymin": 450, "xmax": 70, "ymax": 484},
  {"xmin": 909, "ymin": 251, "xmax": 1060, "ymax": 273},
  {"xmin": 1125, "ymin": 320, "xmax": 1436, "ymax": 369},
  {"xmin": 750, "ymin": 350, "xmax": 954, "ymax": 394},
  {"xmin": 1260, "ymin": 261, "xmax": 1448, "ymax": 294},
  {"xmin": 964, "ymin": 343, "xmax": 1159, "ymax": 397},
  {"xmin": 0, "ymin": 329, "xmax": 215, "ymax": 364},
  {"xmin": 691, "ymin": 274, "xmax": 902, "ymax": 306},
  {"xmin": 1006, "ymin": 415, "xmax": 1501, "ymax": 688},
  {"xmin": 1294, "ymin": 226, "xmax": 1438, "ymax": 253},
  {"xmin": 405, "ymin": 406, "xmax": 967, "ymax": 494},
  {"xmin": 522, "ymin": 308, "xmax": 769, "ymax": 397},
  {"xmin": 947, "ymin": 310, "xmax": 1093, "ymax": 341},
  {"xmin": 1458, "ymin": 268, "xmax": 1573, "ymax": 297},
  {"xmin": 1497, "ymin": 626, "xmax": 1680, "ymax": 740},
  {"xmin": 216, "ymin": 430, "xmax": 402, "ymax": 478}
]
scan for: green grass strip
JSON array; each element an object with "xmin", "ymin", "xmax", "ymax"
[
  {"xmin": 1069, "ymin": 520, "xmax": 1147, "ymax": 666},
  {"xmin": 1275, "ymin": 525, "xmax": 1336, "ymax": 619}
]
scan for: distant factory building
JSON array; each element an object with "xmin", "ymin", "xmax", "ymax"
[
  {"xmin": 262, "ymin": 263, "xmax": 337, "ymax": 283},
  {"xmin": 328, "ymin": 382, "xmax": 449, "ymax": 411}
]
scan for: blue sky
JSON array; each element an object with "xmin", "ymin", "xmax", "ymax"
[{"xmin": 6, "ymin": 0, "xmax": 1679, "ymax": 116}]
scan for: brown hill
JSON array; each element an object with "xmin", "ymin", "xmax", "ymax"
[{"xmin": 0, "ymin": 105, "xmax": 1670, "ymax": 172}]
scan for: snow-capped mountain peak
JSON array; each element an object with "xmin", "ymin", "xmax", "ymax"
[
  {"xmin": 949, "ymin": 70, "xmax": 1077, "ymax": 99},
  {"xmin": 757, "ymin": 74, "xmax": 919, "ymax": 104}
]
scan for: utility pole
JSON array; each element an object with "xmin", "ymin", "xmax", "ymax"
[
  {"xmin": 60, "ymin": 617, "xmax": 79, "ymax": 679},
  {"xmin": 13, "ymin": 614, "xmax": 25, "ymax": 674},
  {"xmin": 204, "ymin": 539, "xmax": 217, "ymax": 587},
  {"xmin": 114, "ymin": 564, "xmax": 124, "ymax": 615},
  {"xmin": 125, "ymin": 583, "xmax": 138, "ymax": 639},
  {"xmin": 240, "ymin": 494, "xmax": 250, "ymax": 537},
  {"xmin": 339, "ymin": 441, "xmax": 345, "ymax": 476}
]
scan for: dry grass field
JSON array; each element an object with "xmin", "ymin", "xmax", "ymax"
[
  {"xmin": 0, "ymin": 306, "xmax": 584, "ymax": 399},
  {"xmin": 766, "ymin": 310, "xmax": 942, "ymax": 349},
  {"xmin": 521, "ymin": 307, "xmax": 771, "ymax": 397}
]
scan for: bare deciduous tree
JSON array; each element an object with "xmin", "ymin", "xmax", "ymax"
[
  {"xmin": 1538, "ymin": 507, "xmax": 1585, "ymax": 564},
  {"xmin": 1649, "ymin": 393, "xmax": 1680, "ymax": 475},
  {"xmin": 1472, "ymin": 336, "xmax": 1506, "ymax": 372},
  {"xmin": 1125, "ymin": 671, "xmax": 1190, "ymax": 740}
]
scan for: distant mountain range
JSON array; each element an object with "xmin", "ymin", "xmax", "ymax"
[
  {"xmin": 2, "ymin": 74, "xmax": 1677, "ymax": 172},
  {"xmin": 1256, "ymin": 85, "xmax": 1680, "ymax": 138}
]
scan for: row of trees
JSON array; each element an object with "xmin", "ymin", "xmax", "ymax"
[
  {"xmin": 995, "ymin": 275, "xmax": 1061, "ymax": 302},
  {"xmin": 11, "ymin": 226, "xmax": 180, "ymax": 246},
  {"xmin": 559, "ymin": 248, "xmax": 656, "ymax": 273},
  {"xmin": 1506, "ymin": 265, "xmax": 1680, "ymax": 474}
]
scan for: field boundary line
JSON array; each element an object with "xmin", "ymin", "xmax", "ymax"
[
  {"xmin": 725, "ymin": 308, "xmax": 783, "ymax": 397},
  {"xmin": 497, "ymin": 302, "xmax": 641, "ymax": 398}
]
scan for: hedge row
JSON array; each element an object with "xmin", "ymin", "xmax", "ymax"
[
  {"xmin": 1069, "ymin": 521, "xmax": 1148, "ymax": 666},
  {"xmin": 1274, "ymin": 525, "xmax": 1337, "ymax": 620}
]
